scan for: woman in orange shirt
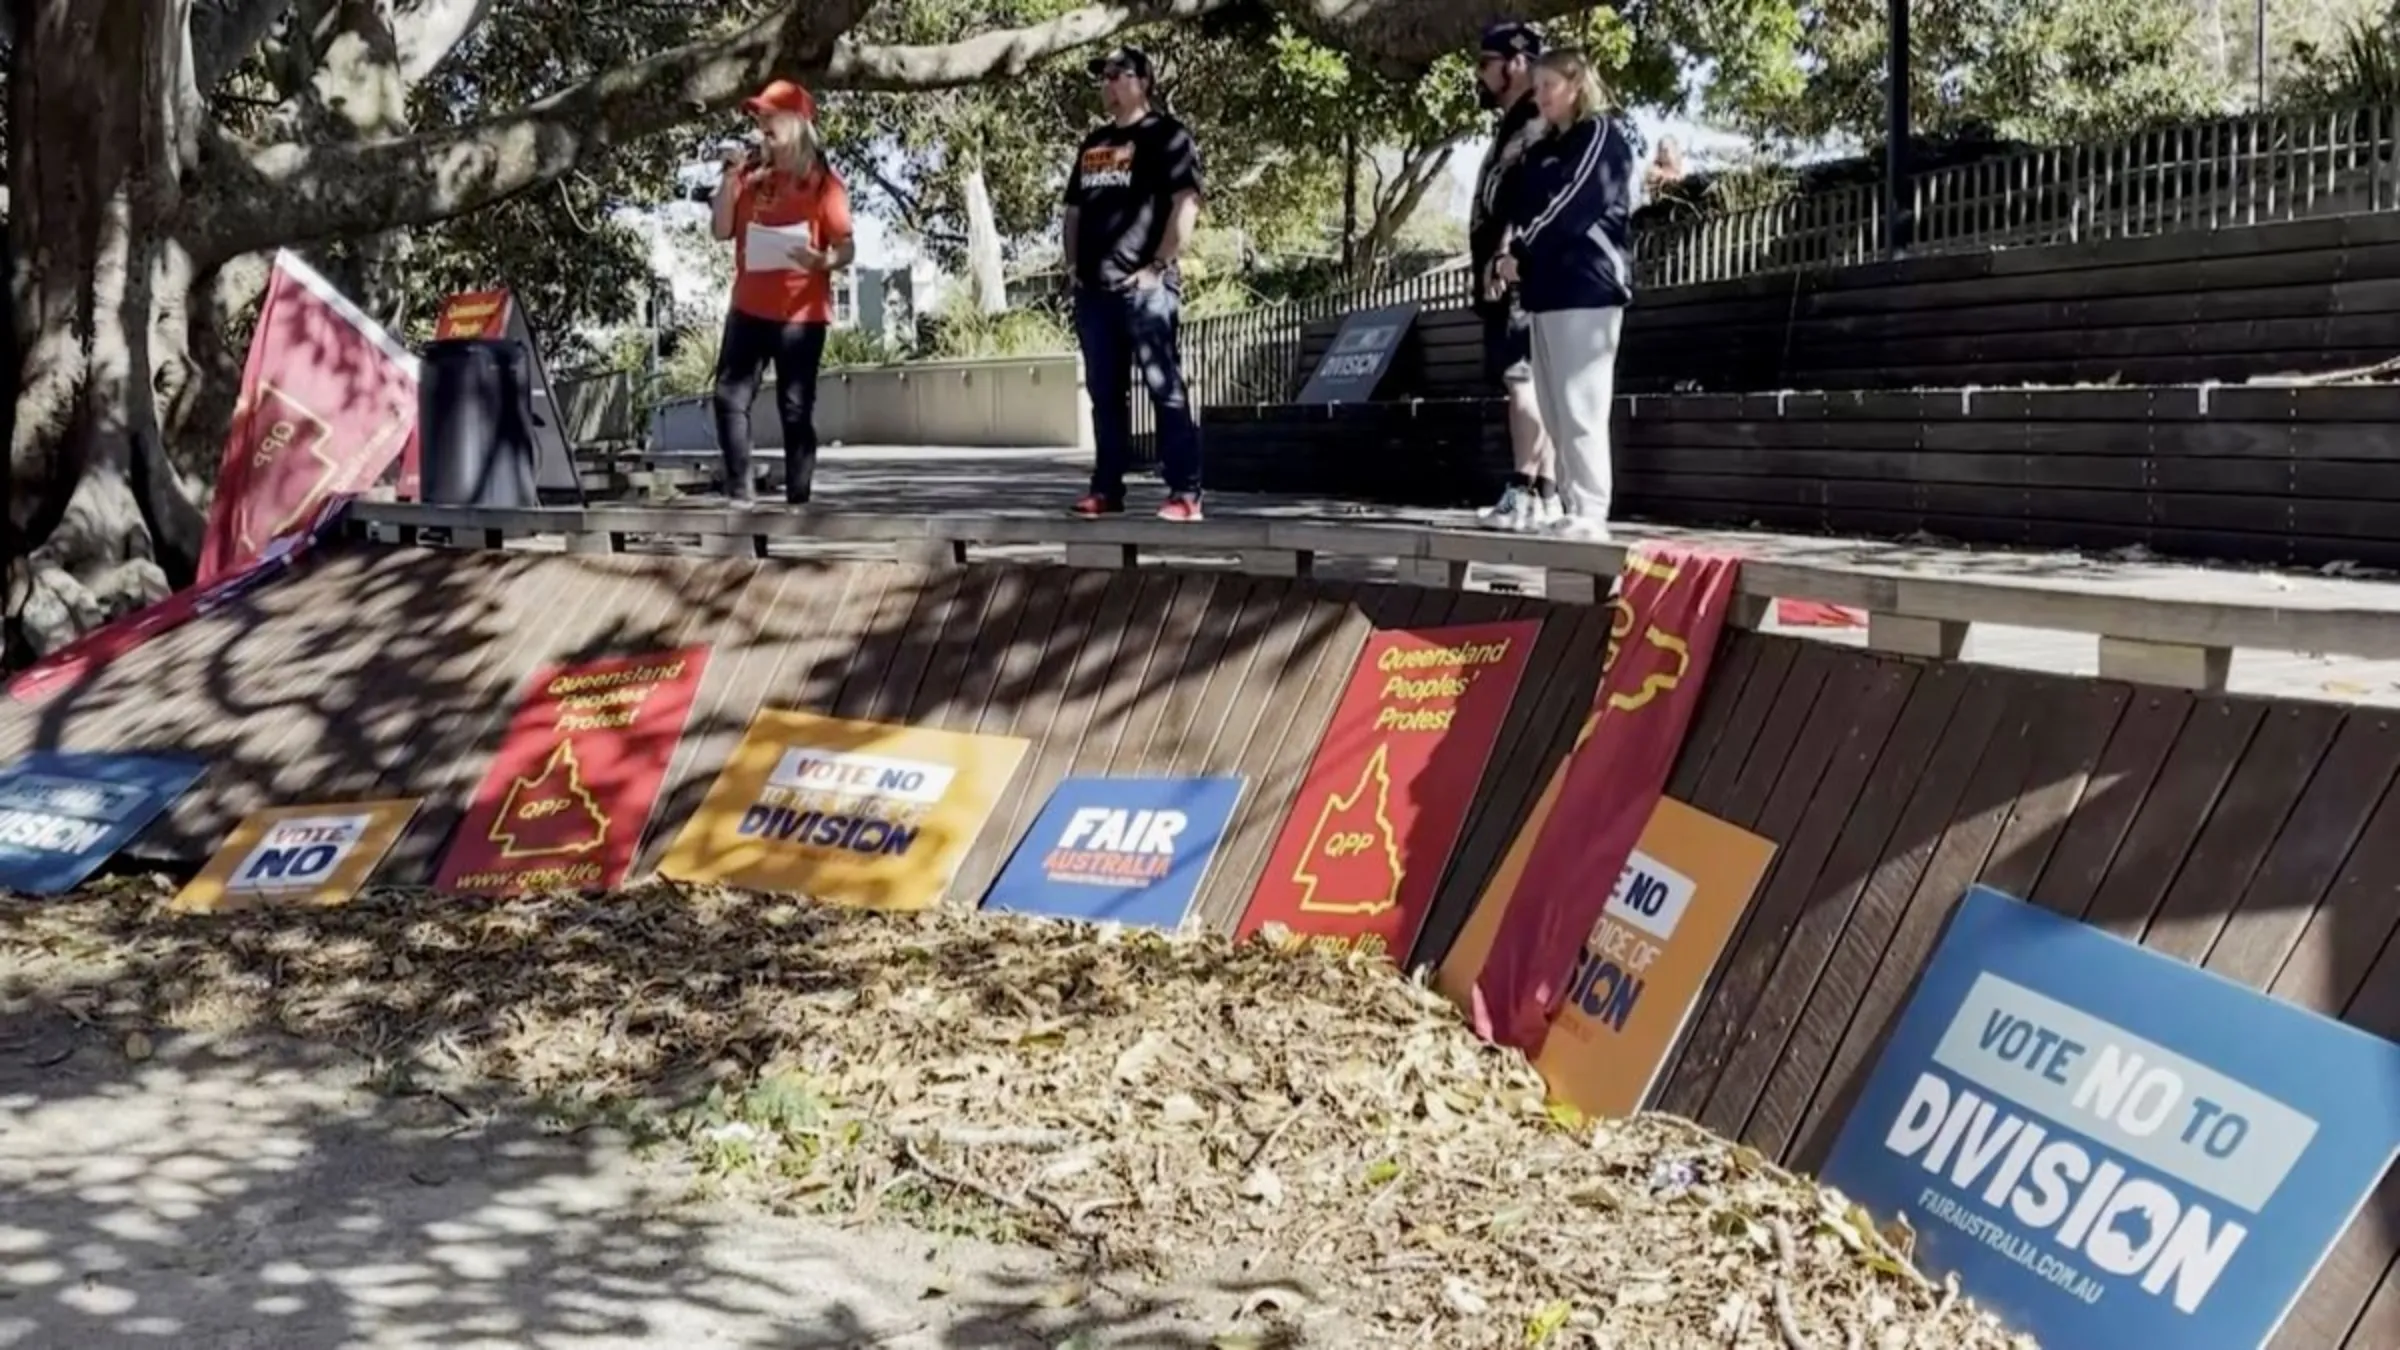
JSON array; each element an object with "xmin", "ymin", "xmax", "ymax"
[{"xmin": 709, "ymin": 80, "xmax": 856, "ymax": 505}]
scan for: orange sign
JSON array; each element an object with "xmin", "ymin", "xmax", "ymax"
[
  {"xmin": 1528, "ymin": 798, "xmax": 1773, "ymax": 1118},
  {"xmin": 173, "ymin": 799, "xmax": 421, "ymax": 913},
  {"xmin": 433, "ymin": 288, "xmax": 513, "ymax": 340}
]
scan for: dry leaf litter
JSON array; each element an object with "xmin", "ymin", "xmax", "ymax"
[{"xmin": 1, "ymin": 879, "xmax": 2035, "ymax": 1349}]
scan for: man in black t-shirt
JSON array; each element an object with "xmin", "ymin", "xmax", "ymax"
[
  {"xmin": 1467, "ymin": 21, "xmax": 1560, "ymax": 534},
  {"xmin": 1061, "ymin": 46, "xmax": 1207, "ymax": 522}
]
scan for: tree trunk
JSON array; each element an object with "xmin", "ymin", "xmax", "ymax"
[
  {"xmin": 8, "ymin": 0, "xmax": 212, "ymax": 662},
  {"xmin": 961, "ymin": 153, "xmax": 1009, "ymax": 314}
]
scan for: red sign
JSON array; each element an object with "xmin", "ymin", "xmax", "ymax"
[
  {"xmin": 199, "ymin": 251, "xmax": 419, "ymax": 585},
  {"xmin": 1236, "ymin": 620, "xmax": 1538, "ymax": 959},
  {"xmin": 1471, "ymin": 545, "xmax": 1744, "ymax": 1053},
  {"xmin": 433, "ymin": 647, "xmax": 709, "ymax": 896},
  {"xmin": 433, "ymin": 288, "xmax": 514, "ymax": 340},
  {"xmin": 10, "ymin": 493, "xmax": 356, "ymax": 704}
]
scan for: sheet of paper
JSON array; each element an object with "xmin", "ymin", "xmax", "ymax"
[{"xmin": 743, "ymin": 221, "xmax": 816, "ymax": 273}]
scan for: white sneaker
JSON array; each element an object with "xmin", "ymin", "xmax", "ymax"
[
  {"xmin": 1547, "ymin": 514, "xmax": 1612, "ymax": 543},
  {"xmin": 1477, "ymin": 485, "xmax": 1525, "ymax": 530},
  {"xmin": 1529, "ymin": 494, "xmax": 1563, "ymax": 530}
]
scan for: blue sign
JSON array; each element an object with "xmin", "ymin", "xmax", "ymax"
[
  {"xmin": 1822, "ymin": 886, "xmax": 2400, "ymax": 1350},
  {"xmin": 0, "ymin": 750, "xmax": 207, "ymax": 894},
  {"xmin": 984, "ymin": 776, "xmax": 1245, "ymax": 929}
]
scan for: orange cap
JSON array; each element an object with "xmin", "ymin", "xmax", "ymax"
[{"xmin": 745, "ymin": 79, "xmax": 817, "ymax": 121}]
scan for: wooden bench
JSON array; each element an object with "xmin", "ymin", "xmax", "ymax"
[{"xmin": 341, "ymin": 499, "xmax": 2400, "ymax": 694}]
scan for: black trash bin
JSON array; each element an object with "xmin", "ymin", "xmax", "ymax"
[{"xmin": 418, "ymin": 338, "xmax": 543, "ymax": 508}]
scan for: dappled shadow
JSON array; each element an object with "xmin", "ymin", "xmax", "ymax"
[{"xmin": 0, "ymin": 1009, "xmax": 1300, "ymax": 1348}]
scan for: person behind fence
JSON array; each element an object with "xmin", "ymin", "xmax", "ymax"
[
  {"xmin": 1467, "ymin": 20, "xmax": 1560, "ymax": 533},
  {"xmin": 1061, "ymin": 46, "xmax": 1207, "ymax": 523},
  {"xmin": 1494, "ymin": 47, "xmax": 1635, "ymax": 543},
  {"xmin": 709, "ymin": 78, "xmax": 855, "ymax": 506}
]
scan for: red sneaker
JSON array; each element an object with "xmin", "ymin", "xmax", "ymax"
[
  {"xmin": 1157, "ymin": 494, "xmax": 1204, "ymax": 522},
  {"xmin": 1071, "ymin": 494, "xmax": 1122, "ymax": 518}
]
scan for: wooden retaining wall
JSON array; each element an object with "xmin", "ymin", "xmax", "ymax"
[
  {"xmin": 16, "ymin": 525, "xmax": 2400, "ymax": 1347},
  {"xmin": 1201, "ymin": 383, "xmax": 2400, "ymax": 568},
  {"xmin": 1286, "ymin": 210, "xmax": 2400, "ymax": 398},
  {"xmin": 1632, "ymin": 630, "xmax": 2400, "ymax": 1350}
]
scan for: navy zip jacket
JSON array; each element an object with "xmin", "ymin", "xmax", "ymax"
[{"xmin": 1506, "ymin": 115, "xmax": 1637, "ymax": 313}]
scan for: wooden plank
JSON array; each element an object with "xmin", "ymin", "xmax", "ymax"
[
  {"xmin": 1138, "ymin": 577, "xmax": 1277, "ymax": 777},
  {"xmin": 902, "ymin": 565, "xmax": 1008, "ymax": 730},
  {"xmin": 1412, "ymin": 602, "xmax": 1607, "ymax": 971},
  {"xmin": 1738, "ymin": 661, "xmax": 1975, "ymax": 1158},
  {"xmin": 828, "ymin": 565, "xmax": 931, "ymax": 721},
  {"xmin": 1972, "ymin": 680, "xmax": 2133, "ymax": 902},
  {"xmin": 1704, "ymin": 642, "xmax": 1841, "ymax": 833},
  {"xmin": 2201, "ymin": 709, "xmax": 2400, "ymax": 990},
  {"xmin": 2278, "ymin": 887, "xmax": 2400, "ymax": 1350},
  {"xmin": 2078, "ymin": 698, "xmax": 2268, "ymax": 939},
  {"xmin": 1683, "ymin": 637, "xmax": 1802, "ymax": 820},
  {"xmin": 2138, "ymin": 701, "xmax": 2347, "ymax": 963},
  {"xmin": 1106, "ymin": 574, "xmax": 1220, "ymax": 774},
  {"xmin": 946, "ymin": 569, "xmax": 1141, "ymax": 906},
  {"xmin": 1785, "ymin": 668, "xmax": 2051, "ymax": 1171},
  {"xmin": 2266, "ymin": 757, "xmax": 2400, "ymax": 1019},
  {"xmin": 634, "ymin": 561, "xmax": 819, "ymax": 875},
  {"xmin": 1690, "ymin": 657, "xmax": 1921, "ymax": 1137},
  {"xmin": 1192, "ymin": 584, "xmax": 1372, "ymax": 932},
  {"xmin": 1662, "ymin": 629, "xmax": 1767, "ymax": 803}
]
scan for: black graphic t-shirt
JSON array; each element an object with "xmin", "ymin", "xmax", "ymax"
[
  {"xmin": 1469, "ymin": 93, "xmax": 1545, "ymax": 312},
  {"xmin": 1062, "ymin": 112, "xmax": 1205, "ymax": 290}
]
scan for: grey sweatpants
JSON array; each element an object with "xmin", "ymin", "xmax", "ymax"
[{"xmin": 1529, "ymin": 307, "xmax": 1626, "ymax": 523}]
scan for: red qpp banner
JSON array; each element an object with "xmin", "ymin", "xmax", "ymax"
[
  {"xmin": 1471, "ymin": 544, "xmax": 1744, "ymax": 1053},
  {"xmin": 433, "ymin": 647, "xmax": 710, "ymax": 896},
  {"xmin": 198, "ymin": 250, "xmax": 420, "ymax": 586},
  {"xmin": 1236, "ymin": 619, "xmax": 1538, "ymax": 960}
]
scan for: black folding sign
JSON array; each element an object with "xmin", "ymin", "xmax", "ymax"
[{"xmin": 1297, "ymin": 303, "xmax": 1419, "ymax": 404}]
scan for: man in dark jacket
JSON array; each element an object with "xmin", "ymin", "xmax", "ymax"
[
  {"xmin": 1466, "ymin": 21, "xmax": 1559, "ymax": 533},
  {"xmin": 1061, "ymin": 46, "xmax": 1208, "ymax": 523}
]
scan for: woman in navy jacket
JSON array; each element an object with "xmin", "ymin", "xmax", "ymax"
[{"xmin": 1494, "ymin": 48, "xmax": 1637, "ymax": 542}]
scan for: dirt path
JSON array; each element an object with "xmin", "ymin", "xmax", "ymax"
[{"xmin": 0, "ymin": 1014, "xmax": 1325, "ymax": 1349}]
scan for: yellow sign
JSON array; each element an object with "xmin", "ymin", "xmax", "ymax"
[
  {"xmin": 172, "ymin": 799, "xmax": 421, "ymax": 913},
  {"xmin": 657, "ymin": 709, "xmax": 1030, "ymax": 910},
  {"xmin": 1440, "ymin": 792, "xmax": 1774, "ymax": 1118}
]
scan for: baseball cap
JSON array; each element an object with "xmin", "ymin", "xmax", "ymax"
[
  {"xmin": 1479, "ymin": 22, "xmax": 1543, "ymax": 58},
  {"xmin": 745, "ymin": 79, "xmax": 817, "ymax": 120},
  {"xmin": 1087, "ymin": 46, "xmax": 1154, "ymax": 80}
]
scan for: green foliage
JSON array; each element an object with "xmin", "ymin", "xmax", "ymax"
[
  {"xmin": 1726, "ymin": 0, "xmax": 2225, "ymax": 146},
  {"xmin": 2285, "ymin": 5, "xmax": 2400, "ymax": 108},
  {"xmin": 915, "ymin": 304, "xmax": 1074, "ymax": 360},
  {"xmin": 392, "ymin": 0, "xmax": 739, "ymax": 338}
]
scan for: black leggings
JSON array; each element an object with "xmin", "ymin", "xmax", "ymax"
[{"xmin": 711, "ymin": 309, "xmax": 828, "ymax": 502}]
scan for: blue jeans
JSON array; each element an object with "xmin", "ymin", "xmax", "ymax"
[{"xmin": 1074, "ymin": 283, "xmax": 1200, "ymax": 501}]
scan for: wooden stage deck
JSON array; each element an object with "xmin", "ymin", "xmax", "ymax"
[{"xmin": 605, "ymin": 446, "xmax": 2400, "ymax": 704}]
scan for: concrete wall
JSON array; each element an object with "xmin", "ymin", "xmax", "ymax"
[{"xmin": 648, "ymin": 353, "xmax": 1086, "ymax": 451}]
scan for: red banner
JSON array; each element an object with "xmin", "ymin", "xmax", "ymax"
[
  {"xmin": 1471, "ymin": 545, "xmax": 1744, "ymax": 1053},
  {"xmin": 433, "ymin": 647, "xmax": 709, "ymax": 896},
  {"xmin": 433, "ymin": 288, "xmax": 514, "ymax": 340},
  {"xmin": 1774, "ymin": 599, "xmax": 1864, "ymax": 629},
  {"xmin": 198, "ymin": 251, "xmax": 420, "ymax": 585},
  {"xmin": 9, "ymin": 493, "xmax": 357, "ymax": 705},
  {"xmin": 1236, "ymin": 619, "xmax": 1539, "ymax": 959}
]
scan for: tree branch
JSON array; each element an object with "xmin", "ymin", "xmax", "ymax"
[
  {"xmin": 821, "ymin": 0, "xmax": 1232, "ymax": 91},
  {"xmin": 185, "ymin": 0, "xmax": 1575, "ymax": 263},
  {"xmin": 389, "ymin": 0, "xmax": 493, "ymax": 83},
  {"xmin": 194, "ymin": 0, "xmax": 297, "ymax": 87}
]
